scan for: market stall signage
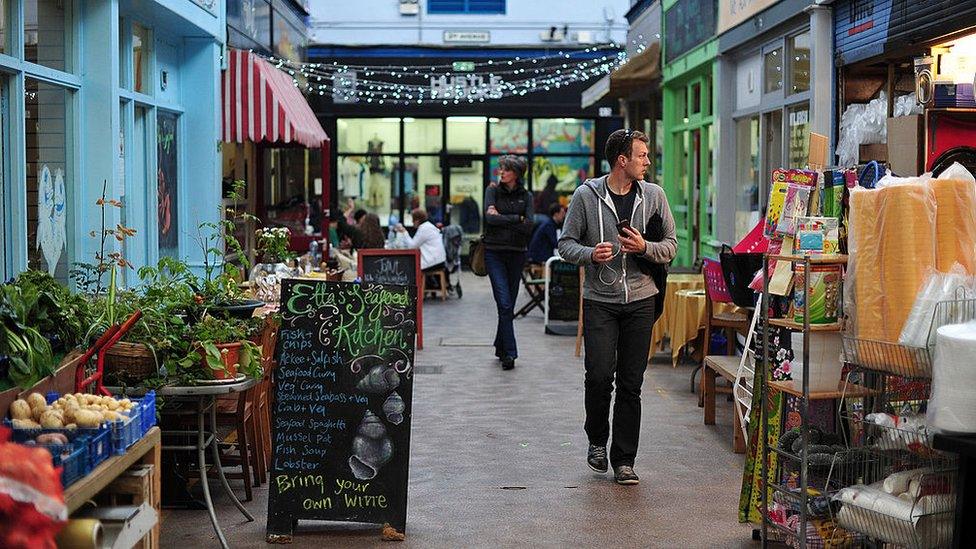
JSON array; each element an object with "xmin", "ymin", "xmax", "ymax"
[
  {"xmin": 718, "ymin": 0, "xmax": 778, "ymax": 35},
  {"xmin": 358, "ymin": 248, "xmax": 424, "ymax": 349},
  {"xmin": 266, "ymin": 279, "xmax": 417, "ymax": 541}
]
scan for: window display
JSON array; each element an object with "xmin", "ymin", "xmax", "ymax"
[
  {"xmin": 338, "ymin": 118, "xmax": 400, "ymax": 154},
  {"xmin": 532, "ymin": 118, "xmax": 594, "ymax": 154},
  {"xmin": 789, "ymin": 31, "xmax": 811, "ymax": 94},
  {"xmin": 735, "ymin": 116, "xmax": 761, "ymax": 240},
  {"xmin": 531, "ymin": 156, "xmax": 593, "ymax": 204},
  {"xmin": 157, "ymin": 111, "xmax": 179, "ymax": 258},
  {"xmin": 764, "ymin": 47, "xmax": 783, "ymax": 94},
  {"xmin": 404, "ymin": 118, "xmax": 442, "ymax": 154},
  {"xmin": 446, "ymin": 116, "xmax": 486, "ymax": 154},
  {"xmin": 488, "ymin": 118, "xmax": 528, "ymax": 153},
  {"xmin": 24, "ymin": 0, "xmax": 71, "ymax": 72},
  {"xmin": 788, "ymin": 103, "xmax": 810, "ymax": 169},
  {"xmin": 26, "ymin": 79, "xmax": 71, "ymax": 279}
]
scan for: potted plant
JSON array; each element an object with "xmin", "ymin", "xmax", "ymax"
[
  {"xmin": 181, "ymin": 316, "xmax": 262, "ymax": 381},
  {"xmin": 198, "ymin": 180, "xmax": 265, "ymax": 319},
  {"xmin": 249, "ymin": 226, "xmax": 297, "ymax": 305}
]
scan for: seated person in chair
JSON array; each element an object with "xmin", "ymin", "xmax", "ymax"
[
  {"xmin": 527, "ymin": 203, "xmax": 567, "ymax": 266},
  {"xmin": 394, "ymin": 207, "xmax": 447, "ymax": 274}
]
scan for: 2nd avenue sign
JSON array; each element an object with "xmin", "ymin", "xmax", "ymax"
[{"xmin": 443, "ymin": 31, "xmax": 490, "ymax": 43}]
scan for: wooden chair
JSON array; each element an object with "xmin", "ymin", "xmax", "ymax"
[
  {"xmin": 212, "ymin": 316, "xmax": 278, "ymax": 498},
  {"xmin": 423, "ymin": 267, "xmax": 449, "ymax": 301},
  {"xmin": 696, "ymin": 258, "xmax": 750, "ymax": 405}
]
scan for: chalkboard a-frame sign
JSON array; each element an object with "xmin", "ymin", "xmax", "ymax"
[
  {"xmin": 266, "ymin": 279, "xmax": 416, "ymax": 542},
  {"xmin": 544, "ymin": 257, "xmax": 581, "ymax": 336},
  {"xmin": 357, "ymin": 248, "xmax": 423, "ymax": 349}
]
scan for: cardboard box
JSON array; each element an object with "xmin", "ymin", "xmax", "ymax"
[
  {"xmin": 859, "ymin": 143, "xmax": 888, "ymax": 163},
  {"xmin": 887, "ymin": 115, "xmax": 924, "ymax": 176}
]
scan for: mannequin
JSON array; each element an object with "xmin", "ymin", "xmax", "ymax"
[{"xmin": 366, "ymin": 134, "xmax": 388, "ymax": 208}]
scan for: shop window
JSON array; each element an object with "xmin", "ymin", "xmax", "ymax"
[
  {"xmin": 446, "ymin": 116, "xmax": 486, "ymax": 154},
  {"xmin": 690, "ymin": 81, "xmax": 701, "ymax": 115},
  {"xmin": 428, "ymin": 0, "xmax": 505, "ymax": 14},
  {"xmin": 24, "ymin": 0, "xmax": 71, "ymax": 72},
  {"xmin": 762, "ymin": 110, "xmax": 783, "ymax": 204},
  {"xmin": 25, "ymin": 79, "xmax": 71, "ymax": 280},
  {"xmin": 788, "ymin": 103, "xmax": 810, "ymax": 168},
  {"xmin": 337, "ymin": 154, "xmax": 397, "ymax": 226},
  {"xmin": 489, "ymin": 118, "xmax": 528, "ymax": 153},
  {"xmin": 672, "ymin": 131, "xmax": 689, "ymax": 230},
  {"xmin": 264, "ymin": 148, "xmax": 326, "ymax": 235},
  {"xmin": 157, "ymin": 111, "xmax": 179, "ymax": 258},
  {"xmin": 735, "ymin": 116, "xmax": 760, "ymax": 240},
  {"xmin": 1, "ymin": 0, "xmax": 7, "ymax": 55},
  {"xmin": 401, "ymin": 156, "xmax": 445, "ymax": 227},
  {"xmin": 0, "ymin": 76, "xmax": 6, "ymax": 277},
  {"xmin": 337, "ymin": 118, "xmax": 400, "ymax": 154},
  {"xmin": 789, "ymin": 31, "xmax": 811, "ymax": 94},
  {"xmin": 675, "ymin": 87, "xmax": 687, "ymax": 121},
  {"xmin": 764, "ymin": 47, "xmax": 783, "ymax": 94},
  {"xmin": 532, "ymin": 118, "xmax": 594, "ymax": 154},
  {"xmin": 446, "ymin": 158, "xmax": 484, "ymax": 234},
  {"xmin": 133, "ymin": 23, "xmax": 150, "ymax": 94},
  {"xmin": 532, "ymin": 156, "xmax": 593, "ymax": 206},
  {"xmin": 403, "ymin": 118, "xmax": 442, "ymax": 154}
]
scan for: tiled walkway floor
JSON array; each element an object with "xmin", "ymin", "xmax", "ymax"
[{"xmin": 161, "ymin": 272, "xmax": 757, "ymax": 548}]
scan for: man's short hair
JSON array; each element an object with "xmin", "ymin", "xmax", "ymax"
[
  {"xmin": 411, "ymin": 207, "xmax": 428, "ymax": 224},
  {"xmin": 353, "ymin": 209, "xmax": 368, "ymax": 222},
  {"xmin": 548, "ymin": 203, "xmax": 566, "ymax": 217},
  {"xmin": 604, "ymin": 129, "xmax": 650, "ymax": 166}
]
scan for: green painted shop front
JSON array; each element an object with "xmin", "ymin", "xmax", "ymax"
[{"xmin": 662, "ymin": 0, "xmax": 719, "ymax": 268}]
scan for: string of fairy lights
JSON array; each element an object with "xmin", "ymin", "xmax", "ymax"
[{"xmin": 263, "ymin": 41, "xmax": 649, "ymax": 106}]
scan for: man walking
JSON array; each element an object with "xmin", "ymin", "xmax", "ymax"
[{"xmin": 557, "ymin": 129, "xmax": 677, "ymax": 485}]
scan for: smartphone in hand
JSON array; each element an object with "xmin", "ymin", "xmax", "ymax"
[{"xmin": 616, "ymin": 219, "xmax": 631, "ymax": 237}]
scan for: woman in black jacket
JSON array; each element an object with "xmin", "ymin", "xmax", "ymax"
[{"xmin": 483, "ymin": 155, "xmax": 534, "ymax": 370}]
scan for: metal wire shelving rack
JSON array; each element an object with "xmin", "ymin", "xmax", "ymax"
[{"xmin": 757, "ymin": 252, "xmax": 973, "ymax": 549}]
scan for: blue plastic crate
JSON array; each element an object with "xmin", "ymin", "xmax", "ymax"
[
  {"xmin": 43, "ymin": 443, "xmax": 87, "ymax": 487},
  {"xmin": 80, "ymin": 428, "xmax": 111, "ymax": 470},
  {"xmin": 109, "ymin": 405, "xmax": 143, "ymax": 455},
  {"xmin": 140, "ymin": 391, "xmax": 157, "ymax": 435},
  {"xmin": 5, "ymin": 420, "xmax": 112, "ymax": 472}
]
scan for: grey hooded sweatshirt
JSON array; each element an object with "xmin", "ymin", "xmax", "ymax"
[{"xmin": 557, "ymin": 175, "xmax": 677, "ymax": 304}]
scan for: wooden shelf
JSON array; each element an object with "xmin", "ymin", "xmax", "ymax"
[
  {"xmin": 769, "ymin": 380, "xmax": 877, "ymax": 400},
  {"xmin": 64, "ymin": 427, "xmax": 161, "ymax": 513},
  {"xmin": 768, "ymin": 254, "xmax": 848, "ymax": 264},
  {"xmin": 768, "ymin": 318, "xmax": 843, "ymax": 332}
]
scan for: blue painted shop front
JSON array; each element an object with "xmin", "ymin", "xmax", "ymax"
[{"xmin": 0, "ymin": 0, "xmax": 225, "ymax": 283}]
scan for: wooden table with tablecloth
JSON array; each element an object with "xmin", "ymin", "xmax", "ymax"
[
  {"xmin": 652, "ymin": 285, "xmax": 743, "ymax": 367},
  {"xmin": 649, "ymin": 274, "xmax": 704, "ymax": 356}
]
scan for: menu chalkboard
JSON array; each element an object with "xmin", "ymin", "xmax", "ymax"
[
  {"xmin": 266, "ymin": 279, "xmax": 416, "ymax": 542},
  {"xmin": 545, "ymin": 259, "xmax": 581, "ymax": 336},
  {"xmin": 358, "ymin": 249, "xmax": 423, "ymax": 349}
]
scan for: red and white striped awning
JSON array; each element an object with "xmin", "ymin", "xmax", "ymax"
[{"xmin": 222, "ymin": 48, "xmax": 329, "ymax": 149}]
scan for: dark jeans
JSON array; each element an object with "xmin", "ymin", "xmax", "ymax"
[
  {"xmin": 582, "ymin": 296, "xmax": 656, "ymax": 468},
  {"xmin": 485, "ymin": 249, "xmax": 525, "ymax": 360}
]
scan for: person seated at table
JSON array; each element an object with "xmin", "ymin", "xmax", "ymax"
[
  {"xmin": 527, "ymin": 203, "xmax": 567, "ymax": 266},
  {"xmin": 394, "ymin": 208, "xmax": 447, "ymax": 274},
  {"xmin": 337, "ymin": 199, "xmax": 385, "ymax": 250}
]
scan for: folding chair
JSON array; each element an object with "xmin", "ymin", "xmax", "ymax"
[{"xmin": 515, "ymin": 263, "xmax": 546, "ymax": 318}]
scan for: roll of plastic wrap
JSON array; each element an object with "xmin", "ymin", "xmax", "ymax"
[
  {"xmin": 929, "ymin": 323, "xmax": 976, "ymax": 433},
  {"xmin": 790, "ymin": 332, "xmax": 844, "ymax": 392},
  {"xmin": 54, "ymin": 519, "xmax": 102, "ymax": 549},
  {"xmin": 882, "ymin": 468, "xmax": 929, "ymax": 495}
]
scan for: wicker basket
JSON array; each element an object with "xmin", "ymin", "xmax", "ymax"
[{"xmin": 104, "ymin": 341, "xmax": 158, "ymax": 381}]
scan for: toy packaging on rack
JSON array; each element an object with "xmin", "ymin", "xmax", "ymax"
[{"xmin": 796, "ymin": 217, "xmax": 840, "ymax": 255}]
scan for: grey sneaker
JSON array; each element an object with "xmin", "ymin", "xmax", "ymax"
[
  {"xmin": 587, "ymin": 444, "xmax": 608, "ymax": 473},
  {"xmin": 614, "ymin": 465, "xmax": 640, "ymax": 485}
]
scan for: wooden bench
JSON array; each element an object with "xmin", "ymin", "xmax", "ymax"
[{"xmin": 703, "ymin": 355, "xmax": 752, "ymax": 454}]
